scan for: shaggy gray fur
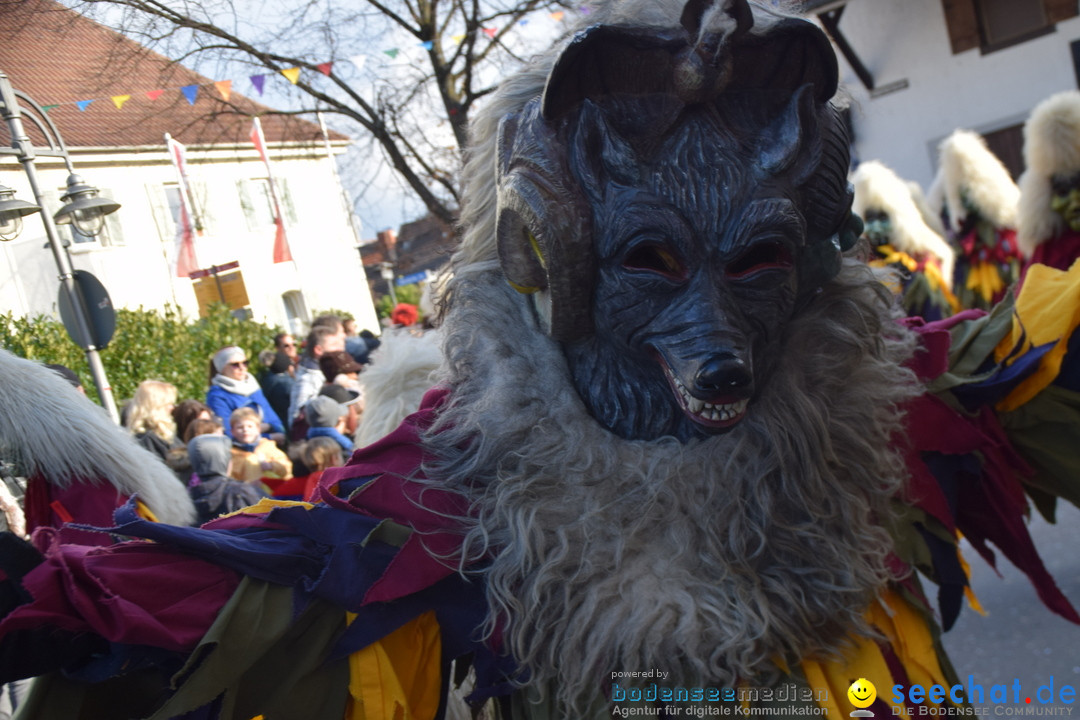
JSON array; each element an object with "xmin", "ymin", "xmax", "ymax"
[
  {"xmin": 424, "ymin": 261, "xmax": 917, "ymax": 712},
  {"xmin": 0, "ymin": 349, "xmax": 196, "ymax": 527},
  {"xmin": 422, "ymin": 0, "xmax": 921, "ymax": 713}
]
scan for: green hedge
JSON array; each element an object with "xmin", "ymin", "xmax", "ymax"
[{"xmin": 0, "ymin": 303, "xmax": 282, "ymax": 405}]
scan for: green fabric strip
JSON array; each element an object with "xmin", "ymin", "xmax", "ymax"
[{"xmin": 150, "ymin": 576, "xmax": 349, "ymax": 720}]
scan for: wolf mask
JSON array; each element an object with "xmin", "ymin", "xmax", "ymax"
[
  {"xmin": 493, "ymin": 0, "xmax": 858, "ymax": 440},
  {"xmin": 434, "ymin": 0, "xmax": 917, "ymax": 711}
]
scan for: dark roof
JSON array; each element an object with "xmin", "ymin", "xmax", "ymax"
[{"xmin": 0, "ymin": 0, "xmax": 348, "ymax": 148}]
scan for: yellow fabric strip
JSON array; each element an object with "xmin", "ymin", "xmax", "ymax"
[
  {"xmin": 801, "ymin": 588, "xmax": 953, "ymax": 716},
  {"xmin": 217, "ymin": 498, "xmax": 315, "ymax": 520},
  {"xmin": 346, "ymin": 610, "xmax": 442, "ymax": 720},
  {"xmin": 994, "ymin": 261, "xmax": 1080, "ymax": 411},
  {"xmin": 134, "ymin": 499, "xmax": 160, "ymax": 523}
]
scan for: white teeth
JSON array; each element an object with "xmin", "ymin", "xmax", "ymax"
[{"xmin": 664, "ymin": 364, "xmax": 749, "ymax": 423}]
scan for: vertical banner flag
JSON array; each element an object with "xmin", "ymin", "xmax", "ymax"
[
  {"xmin": 250, "ymin": 117, "xmax": 294, "ymax": 263},
  {"xmin": 165, "ymin": 133, "xmax": 200, "ymax": 278}
]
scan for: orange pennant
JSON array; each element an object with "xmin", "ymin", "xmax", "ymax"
[
  {"xmin": 111, "ymin": 95, "xmax": 131, "ymax": 109},
  {"xmin": 214, "ymin": 80, "xmax": 232, "ymax": 101},
  {"xmin": 281, "ymin": 67, "xmax": 301, "ymax": 84},
  {"xmin": 550, "ymin": 11, "xmax": 565, "ymax": 20}
]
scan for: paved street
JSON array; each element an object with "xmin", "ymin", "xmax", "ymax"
[{"xmin": 938, "ymin": 501, "xmax": 1080, "ymax": 709}]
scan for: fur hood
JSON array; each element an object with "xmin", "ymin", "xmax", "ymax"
[
  {"xmin": 852, "ymin": 160, "xmax": 956, "ymax": 281},
  {"xmin": 0, "ymin": 350, "xmax": 196, "ymax": 527},
  {"xmin": 356, "ymin": 328, "xmax": 442, "ymax": 448},
  {"xmin": 1018, "ymin": 90, "xmax": 1080, "ymax": 255},
  {"xmin": 927, "ymin": 129, "xmax": 1019, "ymax": 232}
]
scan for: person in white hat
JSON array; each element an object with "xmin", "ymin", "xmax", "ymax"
[
  {"xmin": 927, "ymin": 129, "xmax": 1021, "ymax": 309},
  {"xmin": 1018, "ymin": 90, "xmax": 1080, "ymax": 275}
]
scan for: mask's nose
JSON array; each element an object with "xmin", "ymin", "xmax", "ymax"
[{"xmin": 694, "ymin": 352, "xmax": 752, "ymax": 395}]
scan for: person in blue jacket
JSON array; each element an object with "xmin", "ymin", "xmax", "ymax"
[{"xmin": 205, "ymin": 345, "xmax": 284, "ymax": 441}]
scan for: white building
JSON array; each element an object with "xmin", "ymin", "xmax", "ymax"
[
  {"xmin": 0, "ymin": 0, "xmax": 379, "ymax": 336},
  {"xmin": 805, "ymin": 0, "xmax": 1080, "ymax": 186}
]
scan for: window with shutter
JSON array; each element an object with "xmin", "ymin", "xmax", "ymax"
[{"xmin": 942, "ymin": 0, "xmax": 1067, "ymax": 54}]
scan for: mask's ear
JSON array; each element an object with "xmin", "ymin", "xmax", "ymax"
[
  {"xmin": 496, "ymin": 100, "xmax": 595, "ymax": 341},
  {"xmin": 727, "ymin": 18, "xmax": 838, "ymax": 104},
  {"xmin": 541, "ymin": 25, "xmax": 687, "ymax": 123}
]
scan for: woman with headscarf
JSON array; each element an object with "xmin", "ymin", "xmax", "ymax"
[{"xmin": 205, "ymin": 346, "xmax": 284, "ymax": 441}]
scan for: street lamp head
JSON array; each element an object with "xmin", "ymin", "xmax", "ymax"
[
  {"xmin": 53, "ymin": 173, "xmax": 120, "ymax": 237},
  {"xmin": 0, "ymin": 182, "xmax": 41, "ymax": 241}
]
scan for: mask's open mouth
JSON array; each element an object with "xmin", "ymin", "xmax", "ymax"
[{"xmin": 659, "ymin": 357, "xmax": 749, "ymax": 430}]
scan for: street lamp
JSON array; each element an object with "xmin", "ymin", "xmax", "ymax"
[
  {"xmin": 380, "ymin": 261, "xmax": 398, "ymax": 307},
  {"xmin": 0, "ymin": 70, "xmax": 121, "ymax": 423}
]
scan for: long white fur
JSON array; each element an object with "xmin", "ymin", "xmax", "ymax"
[
  {"xmin": 355, "ymin": 328, "xmax": 442, "ymax": 448},
  {"xmin": 928, "ymin": 129, "xmax": 1018, "ymax": 233},
  {"xmin": 0, "ymin": 349, "xmax": 196, "ymax": 526},
  {"xmin": 1018, "ymin": 90, "xmax": 1080, "ymax": 255},
  {"xmin": 852, "ymin": 159, "xmax": 956, "ymax": 283}
]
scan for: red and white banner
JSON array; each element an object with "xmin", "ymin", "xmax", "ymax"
[
  {"xmin": 250, "ymin": 117, "xmax": 293, "ymax": 263},
  {"xmin": 165, "ymin": 133, "xmax": 199, "ymax": 278}
]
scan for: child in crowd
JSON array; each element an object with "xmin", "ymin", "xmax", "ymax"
[
  {"xmin": 228, "ymin": 407, "xmax": 292, "ymax": 485},
  {"xmin": 187, "ymin": 434, "xmax": 268, "ymax": 525},
  {"xmin": 270, "ymin": 437, "xmax": 344, "ymax": 502},
  {"xmin": 303, "ymin": 396, "xmax": 354, "ymax": 454}
]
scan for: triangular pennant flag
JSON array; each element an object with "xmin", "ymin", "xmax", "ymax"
[
  {"xmin": 146, "ymin": 89, "xmax": 165, "ymax": 101},
  {"xmin": 281, "ymin": 67, "xmax": 301, "ymax": 84},
  {"xmin": 250, "ymin": 75, "xmax": 266, "ymax": 95},
  {"xmin": 214, "ymin": 80, "xmax": 232, "ymax": 101},
  {"xmin": 418, "ymin": 41, "xmax": 433, "ymax": 50},
  {"xmin": 483, "ymin": 27, "xmax": 497, "ymax": 39},
  {"xmin": 550, "ymin": 11, "xmax": 565, "ymax": 21},
  {"xmin": 111, "ymin": 94, "xmax": 131, "ymax": 109},
  {"xmin": 519, "ymin": 19, "xmax": 529, "ymax": 26},
  {"xmin": 451, "ymin": 33, "xmax": 466, "ymax": 44},
  {"xmin": 349, "ymin": 55, "xmax": 367, "ymax": 72},
  {"xmin": 579, "ymin": 6, "xmax": 591, "ymax": 14},
  {"xmin": 316, "ymin": 61, "xmax": 334, "ymax": 76},
  {"xmin": 181, "ymin": 85, "xmax": 199, "ymax": 105},
  {"xmin": 41, "ymin": 105, "xmax": 58, "ymax": 113},
  {"xmin": 383, "ymin": 48, "xmax": 400, "ymax": 59},
  {"xmin": 76, "ymin": 100, "xmax": 94, "ymax": 112}
]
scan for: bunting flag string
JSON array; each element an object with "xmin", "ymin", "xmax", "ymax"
[{"xmin": 29, "ymin": 5, "xmax": 594, "ymax": 113}]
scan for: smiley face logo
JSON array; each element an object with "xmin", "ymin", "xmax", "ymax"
[{"xmin": 847, "ymin": 678, "xmax": 877, "ymax": 709}]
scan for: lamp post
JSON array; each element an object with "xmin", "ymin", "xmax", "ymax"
[
  {"xmin": 0, "ymin": 71, "xmax": 121, "ymax": 423},
  {"xmin": 379, "ymin": 261, "xmax": 398, "ymax": 307}
]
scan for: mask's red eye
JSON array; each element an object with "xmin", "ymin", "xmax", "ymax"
[
  {"xmin": 725, "ymin": 242, "xmax": 793, "ymax": 280},
  {"xmin": 622, "ymin": 243, "xmax": 687, "ymax": 281}
]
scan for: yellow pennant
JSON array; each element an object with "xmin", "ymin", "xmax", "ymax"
[
  {"xmin": 111, "ymin": 94, "xmax": 131, "ymax": 110},
  {"xmin": 214, "ymin": 80, "xmax": 232, "ymax": 101},
  {"xmin": 281, "ymin": 67, "xmax": 301, "ymax": 84},
  {"xmin": 550, "ymin": 11, "xmax": 565, "ymax": 20},
  {"xmin": 451, "ymin": 33, "xmax": 466, "ymax": 44}
]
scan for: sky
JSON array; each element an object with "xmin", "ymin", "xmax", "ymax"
[{"xmin": 72, "ymin": 0, "xmax": 571, "ymax": 241}]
